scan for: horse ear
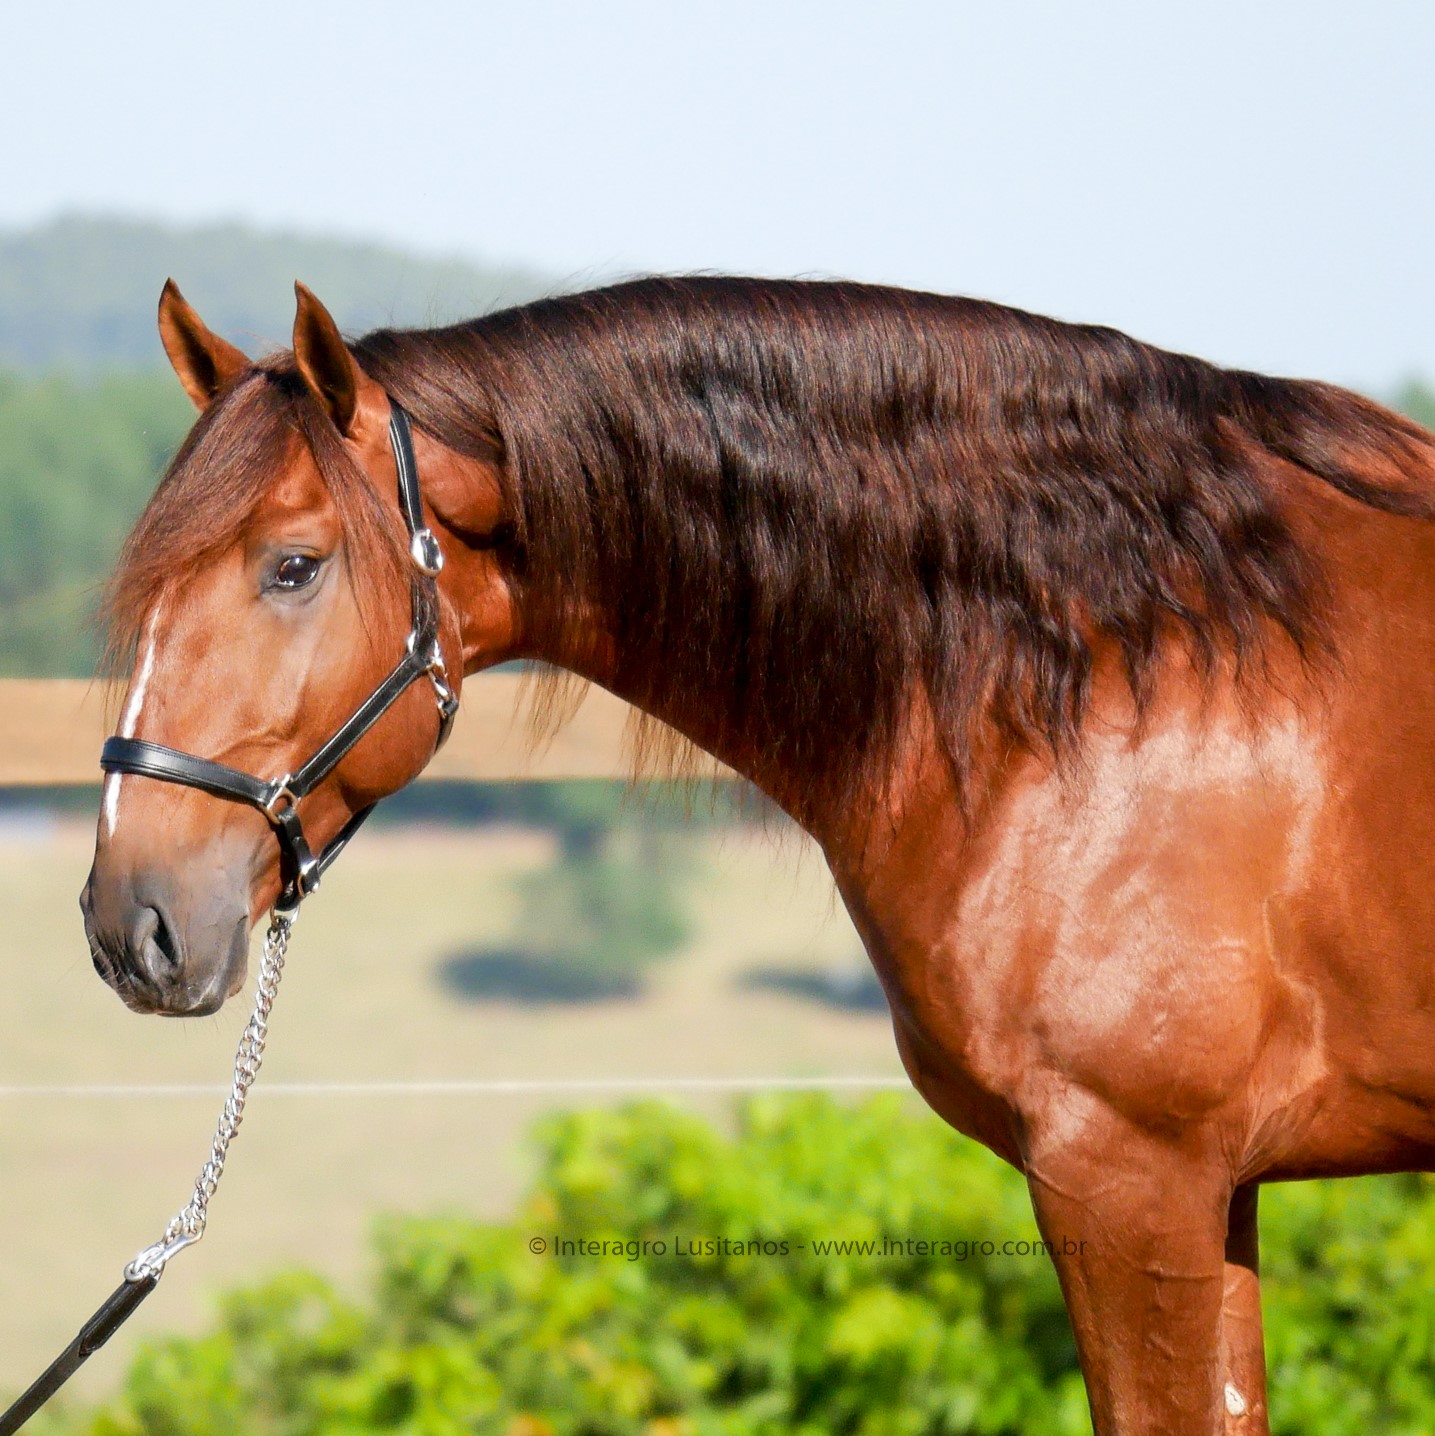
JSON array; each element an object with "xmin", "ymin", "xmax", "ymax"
[
  {"xmin": 157, "ymin": 280, "xmax": 249, "ymax": 410},
  {"xmin": 292, "ymin": 282, "xmax": 380, "ymax": 437}
]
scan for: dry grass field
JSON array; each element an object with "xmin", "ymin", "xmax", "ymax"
[{"xmin": 0, "ymin": 809, "xmax": 912, "ymax": 1403}]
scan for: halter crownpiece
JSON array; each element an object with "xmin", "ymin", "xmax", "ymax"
[{"xmin": 100, "ymin": 403, "xmax": 460, "ymax": 912}]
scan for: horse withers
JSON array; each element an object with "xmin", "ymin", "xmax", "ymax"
[{"xmin": 82, "ymin": 275, "xmax": 1435, "ymax": 1433}]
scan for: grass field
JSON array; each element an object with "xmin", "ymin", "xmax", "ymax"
[{"xmin": 0, "ymin": 810, "xmax": 912, "ymax": 1401}]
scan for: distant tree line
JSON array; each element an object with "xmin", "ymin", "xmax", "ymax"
[
  {"xmin": 0, "ymin": 213, "xmax": 557, "ymax": 676},
  {"xmin": 0, "ymin": 368, "xmax": 190, "ymax": 675},
  {"xmin": 1394, "ymin": 378, "xmax": 1435, "ymax": 432}
]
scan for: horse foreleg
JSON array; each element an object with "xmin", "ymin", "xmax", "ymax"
[
  {"xmin": 1217, "ymin": 1184, "xmax": 1268, "ymax": 1433},
  {"xmin": 1023, "ymin": 1093, "xmax": 1238, "ymax": 1436}
]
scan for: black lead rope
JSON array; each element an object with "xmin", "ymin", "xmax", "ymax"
[
  {"xmin": 0, "ymin": 1277, "xmax": 158, "ymax": 1435},
  {"xmin": 1, "ymin": 403, "xmax": 458, "ymax": 1434}
]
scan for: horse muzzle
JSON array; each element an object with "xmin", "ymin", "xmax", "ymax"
[{"xmin": 80, "ymin": 864, "xmax": 249, "ymax": 1017}]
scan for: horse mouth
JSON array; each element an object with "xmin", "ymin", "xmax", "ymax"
[
  {"xmin": 122, "ymin": 976, "xmax": 232, "ymax": 1018},
  {"xmin": 95, "ymin": 948, "xmax": 232, "ymax": 1017},
  {"xmin": 84, "ymin": 901, "xmax": 246, "ymax": 1018}
]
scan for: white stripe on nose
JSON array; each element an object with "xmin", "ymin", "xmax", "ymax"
[{"xmin": 102, "ymin": 605, "xmax": 163, "ymax": 839}]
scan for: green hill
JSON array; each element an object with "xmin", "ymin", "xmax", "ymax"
[{"xmin": 0, "ymin": 214, "xmax": 555, "ymax": 369}]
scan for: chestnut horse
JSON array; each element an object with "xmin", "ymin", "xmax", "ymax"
[{"xmin": 82, "ymin": 277, "xmax": 1435, "ymax": 1434}]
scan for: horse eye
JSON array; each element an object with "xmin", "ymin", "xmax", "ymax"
[{"xmin": 273, "ymin": 554, "xmax": 321, "ymax": 590}]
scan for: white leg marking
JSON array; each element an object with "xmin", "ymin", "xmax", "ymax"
[
  {"xmin": 1224, "ymin": 1382, "xmax": 1247, "ymax": 1417},
  {"xmin": 102, "ymin": 605, "xmax": 163, "ymax": 838}
]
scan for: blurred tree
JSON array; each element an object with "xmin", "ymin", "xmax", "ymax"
[
  {"xmin": 1393, "ymin": 378, "xmax": 1435, "ymax": 433},
  {"xmin": 0, "ymin": 369, "xmax": 190, "ymax": 674},
  {"xmin": 507, "ymin": 821, "xmax": 693, "ymax": 987},
  {"xmin": 432, "ymin": 780, "xmax": 705, "ymax": 1001}
]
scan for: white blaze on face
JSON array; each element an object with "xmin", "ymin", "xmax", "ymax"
[{"xmin": 102, "ymin": 604, "xmax": 163, "ymax": 839}]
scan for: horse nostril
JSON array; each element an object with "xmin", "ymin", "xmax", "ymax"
[
  {"xmin": 132, "ymin": 904, "xmax": 182, "ymax": 985},
  {"xmin": 152, "ymin": 908, "xmax": 181, "ymax": 971}
]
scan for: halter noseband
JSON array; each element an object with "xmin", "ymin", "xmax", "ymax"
[{"xmin": 100, "ymin": 404, "xmax": 460, "ymax": 913}]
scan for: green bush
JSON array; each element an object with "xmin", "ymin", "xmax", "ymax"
[
  {"xmin": 30, "ymin": 1095, "xmax": 1435, "ymax": 1436},
  {"xmin": 40, "ymin": 1097, "xmax": 1086, "ymax": 1436}
]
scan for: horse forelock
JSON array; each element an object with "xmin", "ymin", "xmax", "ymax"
[{"xmin": 103, "ymin": 361, "xmax": 408, "ymax": 687}]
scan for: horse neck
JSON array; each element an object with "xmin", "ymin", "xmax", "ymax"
[
  {"xmin": 549, "ymin": 635, "xmax": 826, "ymax": 828},
  {"xmin": 536, "ymin": 617, "xmax": 972, "ymax": 879}
]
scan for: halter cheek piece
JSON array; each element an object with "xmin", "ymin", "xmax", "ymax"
[{"xmin": 100, "ymin": 404, "xmax": 460, "ymax": 913}]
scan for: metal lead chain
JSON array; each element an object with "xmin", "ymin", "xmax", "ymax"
[{"xmin": 124, "ymin": 910, "xmax": 295, "ymax": 1283}]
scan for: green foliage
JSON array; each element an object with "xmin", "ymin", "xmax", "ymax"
[
  {"xmin": 27, "ymin": 1097, "xmax": 1435, "ymax": 1436},
  {"xmin": 1392, "ymin": 378, "xmax": 1435, "ymax": 433},
  {"xmin": 0, "ymin": 215, "xmax": 552, "ymax": 370},
  {"xmin": 1261, "ymin": 1172, "xmax": 1435, "ymax": 1434},
  {"xmin": 40, "ymin": 1096, "xmax": 1089, "ymax": 1436},
  {"xmin": 0, "ymin": 368, "xmax": 192, "ymax": 675}
]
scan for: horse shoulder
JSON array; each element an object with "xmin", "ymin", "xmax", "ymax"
[{"xmin": 838, "ymin": 660, "xmax": 1335, "ymax": 1167}]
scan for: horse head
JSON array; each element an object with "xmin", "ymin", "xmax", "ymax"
[{"xmin": 81, "ymin": 283, "xmax": 515, "ymax": 1015}]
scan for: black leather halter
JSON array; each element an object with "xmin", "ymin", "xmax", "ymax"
[{"xmin": 100, "ymin": 404, "xmax": 460, "ymax": 912}]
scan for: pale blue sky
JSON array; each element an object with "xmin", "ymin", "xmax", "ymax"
[{"xmin": 5, "ymin": 0, "xmax": 1432, "ymax": 387}]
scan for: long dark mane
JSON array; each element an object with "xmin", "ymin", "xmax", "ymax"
[
  {"xmin": 353, "ymin": 278, "xmax": 1435, "ymax": 820},
  {"xmin": 114, "ymin": 277, "xmax": 1435, "ymax": 825}
]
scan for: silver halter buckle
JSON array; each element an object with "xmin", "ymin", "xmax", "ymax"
[
  {"xmin": 259, "ymin": 778, "xmax": 298, "ymax": 824},
  {"xmin": 410, "ymin": 527, "xmax": 444, "ymax": 577}
]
